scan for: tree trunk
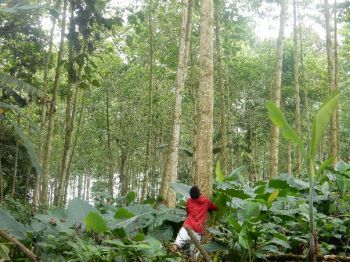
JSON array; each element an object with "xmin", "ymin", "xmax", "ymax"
[
  {"xmin": 56, "ymin": 1, "xmax": 80, "ymax": 206},
  {"xmin": 33, "ymin": 0, "xmax": 60, "ymax": 210},
  {"xmin": 159, "ymin": 0, "xmax": 193, "ymax": 207},
  {"xmin": 193, "ymin": 0, "xmax": 214, "ymax": 197},
  {"xmin": 85, "ymin": 174, "xmax": 90, "ymax": 202},
  {"xmin": 324, "ymin": 0, "xmax": 337, "ymax": 164},
  {"xmin": 141, "ymin": 0, "xmax": 154, "ymax": 201},
  {"xmin": 40, "ymin": 0, "xmax": 68, "ymax": 206},
  {"xmin": 215, "ymin": 0, "xmax": 228, "ymax": 177},
  {"xmin": 106, "ymin": 84, "xmax": 114, "ymax": 197},
  {"xmin": 0, "ymin": 151, "xmax": 3, "ymax": 203},
  {"xmin": 293, "ymin": 0, "xmax": 302, "ymax": 175},
  {"xmin": 11, "ymin": 139, "xmax": 19, "ymax": 198},
  {"xmin": 287, "ymin": 141, "xmax": 292, "ymax": 175},
  {"xmin": 334, "ymin": 0, "xmax": 340, "ymax": 160},
  {"xmin": 269, "ymin": 0, "xmax": 287, "ymax": 178}
]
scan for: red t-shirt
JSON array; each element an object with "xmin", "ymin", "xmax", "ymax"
[{"xmin": 183, "ymin": 195, "xmax": 218, "ymax": 234}]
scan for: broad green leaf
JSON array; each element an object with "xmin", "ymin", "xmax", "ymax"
[
  {"xmin": 267, "ymin": 189, "xmax": 280, "ymax": 204},
  {"xmin": 66, "ymin": 198, "xmax": 96, "ymax": 225},
  {"xmin": 10, "ymin": 120, "xmax": 42, "ymax": 176},
  {"xmin": 215, "ymin": 160, "xmax": 225, "ymax": 182},
  {"xmin": 316, "ymin": 157, "xmax": 335, "ymax": 177},
  {"xmin": 310, "ymin": 91, "xmax": 340, "ymax": 159},
  {"xmin": 126, "ymin": 191, "xmax": 136, "ymax": 204},
  {"xmin": 0, "ymin": 244, "xmax": 10, "ymax": 261},
  {"xmin": 170, "ymin": 182, "xmax": 190, "ymax": 198},
  {"xmin": 94, "ymin": 0, "xmax": 106, "ymax": 14},
  {"xmin": 114, "ymin": 207, "xmax": 134, "ymax": 219},
  {"xmin": 84, "ymin": 211, "xmax": 108, "ymax": 233},
  {"xmin": 0, "ymin": 209, "xmax": 26, "ymax": 239},
  {"xmin": 203, "ymin": 241, "xmax": 227, "ymax": 252},
  {"xmin": 266, "ymin": 101, "xmax": 303, "ymax": 146}
]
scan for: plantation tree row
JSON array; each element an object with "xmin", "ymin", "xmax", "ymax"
[{"xmin": 0, "ymin": 0, "xmax": 349, "ymax": 208}]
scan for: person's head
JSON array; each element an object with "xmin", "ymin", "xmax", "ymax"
[{"xmin": 189, "ymin": 186, "xmax": 200, "ymax": 199}]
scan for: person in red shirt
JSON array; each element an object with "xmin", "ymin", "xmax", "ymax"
[{"xmin": 171, "ymin": 185, "xmax": 218, "ymax": 253}]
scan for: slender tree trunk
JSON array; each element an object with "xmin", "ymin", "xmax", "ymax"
[
  {"xmin": 334, "ymin": 0, "xmax": 340, "ymax": 160},
  {"xmin": 85, "ymin": 174, "xmax": 90, "ymax": 202},
  {"xmin": 193, "ymin": 0, "xmax": 214, "ymax": 197},
  {"xmin": 293, "ymin": 0, "xmax": 301, "ymax": 175},
  {"xmin": 106, "ymin": 84, "xmax": 114, "ymax": 197},
  {"xmin": 11, "ymin": 139, "xmax": 19, "ymax": 198},
  {"xmin": 269, "ymin": 0, "xmax": 287, "ymax": 178},
  {"xmin": 33, "ymin": 0, "xmax": 60, "ymax": 210},
  {"xmin": 40, "ymin": 0, "xmax": 68, "ymax": 206},
  {"xmin": 0, "ymin": 151, "xmax": 3, "ymax": 203},
  {"xmin": 141, "ymin": 0, "xmax": 154, "ymax": 201},
  {"xmin": 324, "ymin": 0, "xmax": 337, "ymax": 164},
  {"xmin": 159, "ymin": 0, "xmax": 193, "ymax": 207},
  {"xmin": 214, "ymin": 0, "xmax": 228, "ymax": 177},
  {"xmin": 287, "ymin": 141, "xmax": 292, "ymax": 175},
  {"xmin": 56, "ymin": 1, "xmax": 80, "ymax": 206}
]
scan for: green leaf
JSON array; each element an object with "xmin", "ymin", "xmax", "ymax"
[
  {"xmin": 0, "ymin": 72, "xmax": 45, "ymax": 99},
  {"xmin": 310, "ymin": 91, "xmax": 340, "ymax": 159},
  {"xmin": 94, "ymin": 0, "xmax": 106, "ymax": 14},
  {"xmin": 0, "ymin": 209, "xmax": 26, "ymax": 239},
  {"xmin": 316, "ymin": 157, "xmax": 335, "ymax": 177},
  {"xmin": 203, "ymin": 241, "xmax": 227, "ymax": 252},
  {"xmin": 0, "ymin": 244, "xmax": 10, "ymax": 261},
  {"xmin": 266, "ymin": 101, "xmax": 303, "ymax": 146},
  {"xmin": 114, "ymin": 208, "xmax": 135, "ymax": 219},
  {"xmin": 66, "ymin": 198, "xmax": 96, "ymax": 225},
  {"xmin": 9, "ymin": 120, "xmax": 42, "ymax": 176},
  {"xmin": 84, "ymin": 211, "xmax": 108, "ymax": 233},
  {"xmin": 267, "ymin": 189, "xmax": 280, "ymax": 204},
  {"xmin": 126, "ymin": 191, "xmax": 136, "ymax": 204},
  {"xmin": 215, "ymin": 160, "xmax": 225, "ymax": 182},
  {"xmin": 170, "ymin": 182, "xmax": 190, "ymax": 198}
]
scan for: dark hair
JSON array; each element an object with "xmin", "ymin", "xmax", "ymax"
[{"xmin": 190, "ymin": 186, "xmax": 200, "ymax": 199}]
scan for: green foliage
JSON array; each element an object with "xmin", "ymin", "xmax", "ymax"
[
  {"xmin": 0, "ymin": 244, "xmax": 10, "ymax": 261},
  {"xmin": 84, "ymin": 211, "xmax": 108, "ymax": 233}
]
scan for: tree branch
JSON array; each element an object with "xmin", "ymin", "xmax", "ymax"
[
  {"xmin": 185, "ymin": 227, "xmax": 211, "ymax": 262},
  {"xmin": 0, "ymin": 229, "xmax": 37, "ymax": 261}
]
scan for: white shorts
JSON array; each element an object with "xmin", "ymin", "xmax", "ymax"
[{"xmin": 174, "ymin": 227, "xmax": 201, "ymax": 249}]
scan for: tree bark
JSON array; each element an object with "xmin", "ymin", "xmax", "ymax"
[
  {"xmin": 40, "ymin": 0, "xmax": 68, "ymax": 206},
  {"xmin": 215, "ymin": 0, "xmax": 228, "ymax": 178},
  {"xmin": 193, "ymin": 0, "xmax": 214, "ymax": 197},
  {"xmin": 11, "ymin": 139, "xmax": 19, "ymax": 198},
  {"xmin": 293, "ymin": 0, "xmax": 302, "ymax": 175},
  {"xmin": 324, "ymin": 0, "xmax": 337, "ymax": 164},
  {"xmin": 106, "ymin": 83, "xmax": 114, "ymax": 197},
  {"xmin": 333, "ymin": 0, "xmax": 340, "ymax": 160},
  {"xmin": 141, "ymin": 0, "xmax": 154, "ymax": 201},
  {"xmin": 160, "ymin": 0, "xmax": 193, "ymax": 207},
  {"xmin": 269, "ymin": 0, "xmax": 287, "ymax": 178},
  {"xmin": 287, "ymin": 141, "xmax": 292, "ymax": 175},
  {"xmin": 32, "ymin": 0, "xmax": 60, "ymax": 210}
]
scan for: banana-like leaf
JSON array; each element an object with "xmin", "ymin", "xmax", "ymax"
[
  {"xmin": 0, "ymin": 72, "xmax": 45, "ymax": 100},
  {"xmin": 0, "ymin": 102, "xmax": 40, "ymax": 133},
  {"xmin": 310, "ymin": 92, "xmax": 340, "ymax": 159},
  {"xmin": 266, "ymin": 101, "xmax": 307, "ymax": 159},
  {"xmin": 8, "ymin": 119, "xmax": 42, "ymax": 176},
  {"xmin": 215, "ymin": 160, "xmax": 225, "ymax": 182},
  {"xmin": 316, "ymin": 157, "xmax": 335, "ymax": 177}
]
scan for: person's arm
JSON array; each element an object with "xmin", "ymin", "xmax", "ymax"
[{"xmin": 206, "ymin": 198, "xmax": 218, "ymax": 211}]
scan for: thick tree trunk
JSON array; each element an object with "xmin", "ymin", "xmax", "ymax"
[
  {"xmin": 324, "ymin": 0, "xmax": 337, "ymax": 164},
  {"xmin": 106, "ymin": 84, "xmax": 114, "ymax": 197},
  {"xmin": 215, "ymin": 0, "xmax": 228, "ymax": 177},
  {"xmin": 193, "ymin": 0, "xmax": 214, "ymax": 197},
  {"xmin": 141, "ymin": 0, "xmax": 154, "ymax": 201},
  {"xmin": 293, "ymin": 0, "xmax": 302, "ymax": 175},
  {"xmin": 40, "ymin": 0, "xmax": 68, "ymax": 206},
  {"xmin": 160, "ymin": 0, "xmax": 193, "ymax": 207},
  {"xmin": 269, "ymin": 0, "xmax": 286, "ymax": 178}
]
